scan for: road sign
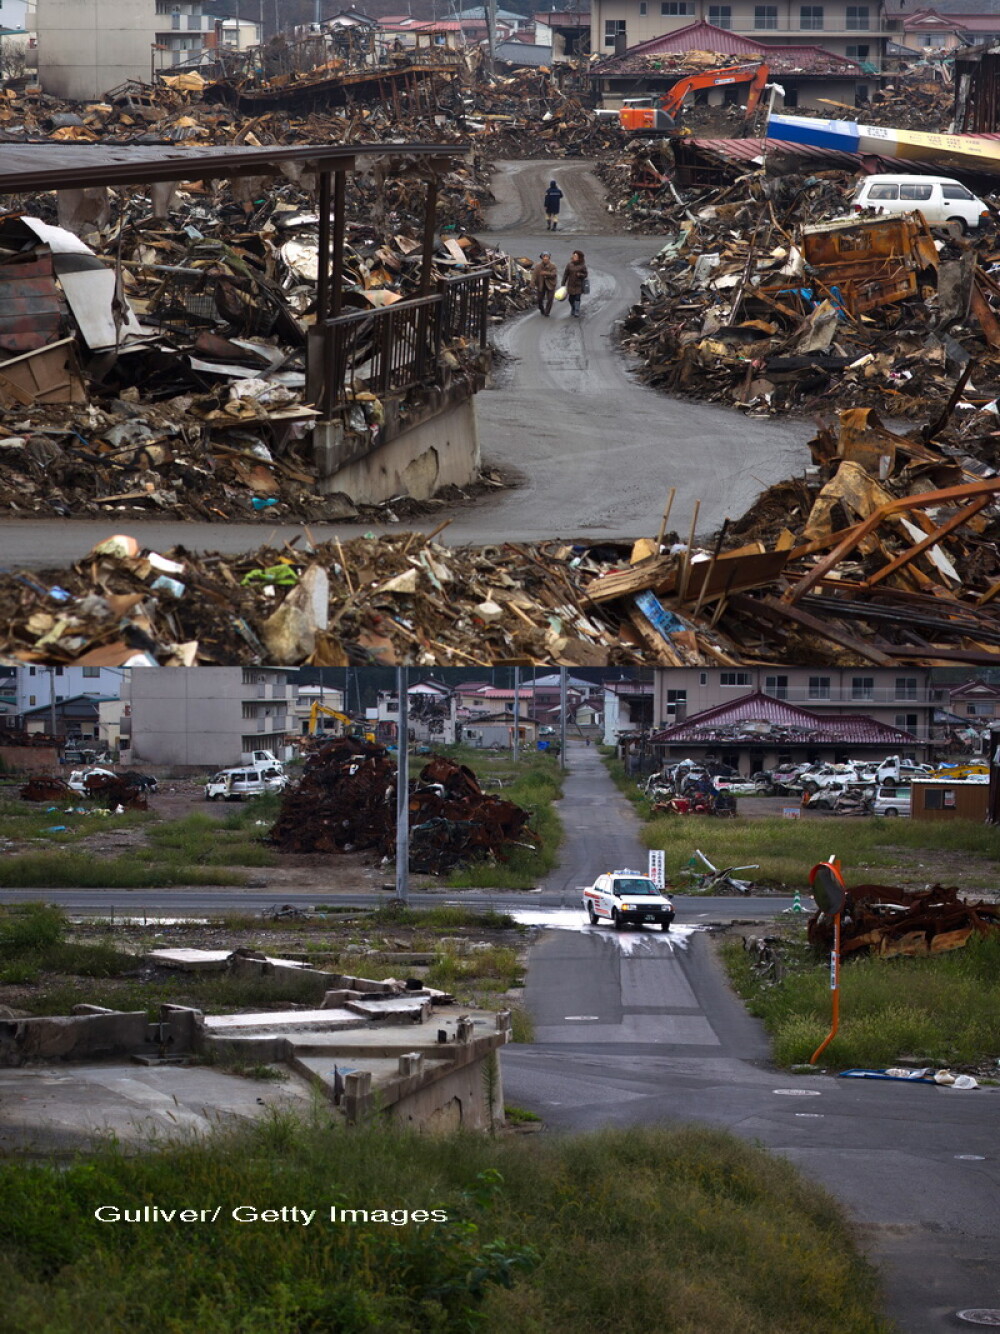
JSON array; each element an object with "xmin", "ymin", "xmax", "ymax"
[{"xmin": 648, "ymin": 850, "xmax": 665, "ymax": 889}]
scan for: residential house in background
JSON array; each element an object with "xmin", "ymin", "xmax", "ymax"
[
  {"xmin": 945, "ymin": 678, "xmax": 1000, "ymax": 723},
  {"xmin": 20, "ymin": 693, "xmax": 119, "ymax": 742},
  {"xmin": 123, "ymin": 668, "xmax": 292, "ymax": 767},
  {"xmin": 534, "ymin": 9, "xmax": 591, "ymax": 60},
  {"xmin": 589, "ymin": 0, "xmax": 887, "ymax": 70},
  {"xmin": 651, "ymin": 666, "xmax": 936, "ymax": 743},
  {"xmin": 603, "ymin": 679, "xmax": 654, "ymax": 744},
  {"xmin": 377, "ymin": 679, "xmax": 457, "ymax": 744},
  {"xmin": 648, "ymin": 690, "xmax": 924, "ymax": 772},
  {"xmin": 289, "ymin": 682, "xmax": 348, "ymax": 736},
  {"xmin": 14, "ymin": 666, "xmax": 125, "ymax": 714},
  {"xmin": 590, "ymin": 19, "xmax": 868, "ymax": 110}
]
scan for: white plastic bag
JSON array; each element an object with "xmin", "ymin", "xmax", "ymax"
[{"xmin": 554, "ymin": 285, "xmax": 568, "ymax": 301}]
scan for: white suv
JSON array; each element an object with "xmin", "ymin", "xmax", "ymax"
[
  {"xmin": 583, "ymin": 870, "xmax": 675, "ymax": 931},
  {"xmin": 205, "ymin": 767, "xmax": 287, "ymax": 801}
]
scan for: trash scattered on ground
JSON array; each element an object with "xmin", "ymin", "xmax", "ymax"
[
  {"xmin": 267, "ymin": 739, "xmax": 536, "ymax": 874},
  {"xmin": 838, "ymin": 1067, "xmax": 979, "ymax": 1087},
  {"xmin": 808, "ymin": 882, "xmax": 1000, "ymax": 958}
]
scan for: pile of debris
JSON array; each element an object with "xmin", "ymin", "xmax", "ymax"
[
  {"xmin": 0, "ymin": 195, "xmax": 531, "ymax": 522},
  {"xmin": 621, "ymin": 175, "xmax": 1000, "ymax": 419},
  {"xmin": 267, "ymin": 740, "xmax": 536, "ymax": 874},
  {"xmin": 6, "ymin": 451, "xmax": 1000, "ymax": 666},
  {"xmin": 808, "ymin": 883, "xmax": 1000, "ymax": 958},
  {"xmin": 19, "ymin": 771, "xmax": 149, "ymax": 809}
]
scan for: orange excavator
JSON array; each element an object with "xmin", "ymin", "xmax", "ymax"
[{"xmin": 619, "ymin": 62, "xmax": 770, "ymax": 134}]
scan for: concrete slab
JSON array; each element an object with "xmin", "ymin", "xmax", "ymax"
[
  {"xmin": 0, "ymin": 1062, "xmax": 314, "ymax": 1152},
  {"xmin": 203, "ymin": 1007, "xmax": 361, "ymax": 1034},
  {"xmin": 148, "ymin": 948, "xmax": 314, "ymax": 972}
]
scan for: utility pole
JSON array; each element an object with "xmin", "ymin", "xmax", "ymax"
[
  {"xmin": 512, "ymin": 666, "xmax": 520, "ymax": 765},
  {"xmin": 46, "ymin": 668, "xmax": 58, "ymax": 741},
  {"xmin": 559, "ymin": 668, "xmax": 568, "ymax": 772},
  {"xmin": 395, "ymin": 669, "xmax": 409, "ymax": 904}
]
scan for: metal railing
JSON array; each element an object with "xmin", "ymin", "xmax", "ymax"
[{"xmin": 318, "ymin": 270, "xmax": 490, "ymax": 419}]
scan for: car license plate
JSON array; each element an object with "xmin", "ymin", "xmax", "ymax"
[{"xmin": 644, "ymin": 914, "xmax": 655, "ymax": 921}]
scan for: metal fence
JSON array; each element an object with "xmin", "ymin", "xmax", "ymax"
[{"xmin": 319, "ymin": 270, "xmax": 489, "ymax": 417}]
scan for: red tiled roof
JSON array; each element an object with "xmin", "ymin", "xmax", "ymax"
[
  {"xmin": 593, "ymin": 20, "xmax": 861, "ymax": 75},
  {"xmin": 651, "ymin": 690, "xmax": 916, "ymax": 744}
]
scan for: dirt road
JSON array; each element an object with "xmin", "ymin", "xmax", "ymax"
[{"xmin": 0, "ymin": 161, "xmax": 811, "ymax": 566}]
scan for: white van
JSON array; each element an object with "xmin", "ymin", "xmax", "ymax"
[
  {"xmin": 205, "ymin": 767, "xmax": 288, "ymax": 801},
  {"xmin": 853, "ymin": 174, "xmax": 989, "ymax": 232},
  {"xmin": 871, "ymin": 784, "xmax": 911, "ymax": 818}
]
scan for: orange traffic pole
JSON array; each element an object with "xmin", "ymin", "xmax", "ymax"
[{"xmin": 809, "ymin": 909, "xmax": 841, "ymax": 1065}]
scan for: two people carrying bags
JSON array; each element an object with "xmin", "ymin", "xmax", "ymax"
[{"xmin": 532, "ymin": 250, "xmax": 589, "ymax": 318}]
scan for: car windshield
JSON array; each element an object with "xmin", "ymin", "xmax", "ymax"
[{"xmin": 615, "ymin": 878, "xmax": 660, "ymax": 896}]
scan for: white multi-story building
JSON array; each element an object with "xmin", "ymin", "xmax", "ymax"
[
  {"xmin": 123, "ymin": 667, "xmax": 293, "ymax": 767},
  {"xmin": 14, "ymin": 666, "xmax": 126, "ymax": 713}
]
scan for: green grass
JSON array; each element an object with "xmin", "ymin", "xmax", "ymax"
[
  {"xmin": 0, "ymin": 1118, "xmax": 890, "ymax": 1334},
  {"xmin": 428, "ymin": 945, "xmax": 522, "ymax": 993},
  {"xmin": 722, "ymin": 927, "xmax": 1000, "ymax": 1069},
  {"xmin": 597, "ymin": 745, "xmax": 654, "ymax": 819},
  {"xmin": 0, "ymin": 797, "xmax": 152, "ymax": 844},
  {"xmin": 17, "ymin": 971, "xmax": 329, "ymax": 1020},
  {"xmin": 504, "ymin": 1105, "xmax": 541, "ymax": 1123},
  {"xmin": 639, "ymin": 815, "xmax": 1000, "ymax": 891},
  {"xmin": 369, "ymin": 905, "xmax": 518, "ymax": 931}
]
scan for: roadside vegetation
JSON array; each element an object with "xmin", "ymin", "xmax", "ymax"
[
  {"xmin": 643, "ymin": 815, "xmax": 1000, "ymax": 891},
  {"xmin": 597, "ymin": 744, "xmax": 653, "ymax": 818},
  {"xmin": 722, "ymin": 924, "xmax": 1000, "ymax": 1071},
  {"xmin": 0, "ymin": 796, "xmax": 280, "ymax": 889},
  {"xmin": 0, "ymin": 1117, "xmax": 890, "ymax": 1334},
  {"xmin": 436, "ymin": 744, "xmax": 564, "ymax": 890},
  {"xmin": 0, "ymin": 903, "xmax": 529, "ymax": 1028}
]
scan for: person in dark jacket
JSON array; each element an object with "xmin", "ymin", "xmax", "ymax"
[
  {"xmin": 562, "ymin": 250, "xmax": 588, "ymax": 317},
  {"xmin": 532, "ymin": 251, "xmax": 558, "ymax": 316},
  {"xmin": 543, "ymin": 179, "xmax": 563, "ymax": 230}
]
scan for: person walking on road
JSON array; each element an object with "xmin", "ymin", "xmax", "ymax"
[
  {"xmin": 563, "ymin": 250, "xmax": 589, "ymax": 317},
  {"xmin": 532, "ymin": 251, "xmax": 558, "ymax": 316},
  {"xmin": 543, "ymin": 179, "xmax": 563, "ymax": 230}
]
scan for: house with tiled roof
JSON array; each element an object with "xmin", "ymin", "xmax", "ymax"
[
  {"xmin": 647, "ymin": 690, "xmax": 924, "ymax": 772},
  {"xmin": 590, "ymin": 19, "xmax": 867, "ymax": 110}
]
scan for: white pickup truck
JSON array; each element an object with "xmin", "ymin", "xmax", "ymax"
[{"xmin": 583, "ymin": 869, "xmax": 675, "ymax": 931}]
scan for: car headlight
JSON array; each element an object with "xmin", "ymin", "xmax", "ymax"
[{"xmin": 621, "ymin": 903, "xmax": 632, "ymax": 912}]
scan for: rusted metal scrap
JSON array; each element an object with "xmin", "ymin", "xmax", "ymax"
[
  {"xmin": 267, "ymin": 744, "xmax": 536, "ymax": 873},
  {"xmin": 19, "ymin": 776, "xmax": 74, "ymax": 802},
  {"xmin": 808, "ymin": 883, "xmax": 1000, "ymax": 958},
  {"xmin": 80, "ymin": 772, "xmax": 150, "ymax": 810}
]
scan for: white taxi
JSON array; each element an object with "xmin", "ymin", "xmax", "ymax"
[{"xmin": 583, "ymin": 869, "xmax": 675, "ymax": 931}]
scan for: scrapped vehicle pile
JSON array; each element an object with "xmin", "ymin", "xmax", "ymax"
[
  {"xmin": 267, "ymin": 739, "xmax": 536, "ymax": 874},
  {"xmin": 621, "ymin": 173, "xmax": 1000, "ymax": 419},
  {"xmin": 19, "ymin": 771, "xmax": 149, "ymax": 809},
  {"xmin": 808, "ymin": 883, "xmax": 1000, "ymax": 958}
]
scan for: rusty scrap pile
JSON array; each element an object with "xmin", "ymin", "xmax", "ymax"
[
  {"xmin": 18, "ymin": 771, "xmax": 148, "ymax": 808},
  {"xmin": 267, "ymin": 741, "xmax": 535, "ymax": 873},
  {"xmin": 621, "ymin": 177, "xmax": 1000, "ymax": 419},
  {"xmin": 808, "ymin": 883, "xmax": 1000, "ymax": 958}
]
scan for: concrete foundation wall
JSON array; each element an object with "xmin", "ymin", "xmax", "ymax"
[
  {"xmin": 37, "ymin": 0, "xmax": 157, "ymax": 101},
  {"xmin": 385, "ymin": 1048, "xmax": 503, "ymax": 1132},
  {"xmin": 0, "ymin": 746, "xmax": 59, "ymax": 773},
  {"xmin": 318, "ymin": 398, "xmax": 480, "ymax": 506},
  {"xmin": 0, "ymin": 1012, "xmax": 149, "ymax": 1065}
]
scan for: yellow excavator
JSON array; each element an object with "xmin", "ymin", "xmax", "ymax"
[{"xmin": 307, "ymin": 701, "xmax": 375, "ymax": 743}]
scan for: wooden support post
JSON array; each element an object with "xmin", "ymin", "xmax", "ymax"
[
  {"xmin": 316, "ymin": 170, "xmax": 331, "ymax": 326},
  {"xmin": 331, "ymin": 169, "xmax": 346, "ymax": 320},
  {"xmin": 420, "ymin": 175, "xmax": 439, "ymax": 296}
]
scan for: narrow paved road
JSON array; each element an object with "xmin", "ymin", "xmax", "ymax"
[
  {"xmin": 501, "ymin": 741, "xmax": 1000, "ymax": 1334},
  {"xmin": 0, "ymin": 161, "xmax": 811, "ymax": 567}
]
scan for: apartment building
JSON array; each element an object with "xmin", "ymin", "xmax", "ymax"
[
  {"xmin": 123, "ymin": 668, "xmax": 292, "ymax": 767},
  {"xmin": 590, "ymin": 0, "xmax": 886, "ymax": 66},
  {"xmin": 651, "ymin": 666, "xmax": 936, "ymax": 741}
]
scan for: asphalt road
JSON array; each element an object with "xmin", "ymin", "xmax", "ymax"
[
  {"xmin": 0, "ymin": 160, "xmax": 811, "ymax": 567},
  {"xmin": 500, "ymin": 741, "xmax": 1000, "ymax": 1334}
]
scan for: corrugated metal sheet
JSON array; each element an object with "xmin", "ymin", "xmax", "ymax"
[{"xmin": 0, "ymin": 142, "xmax": 459, "ymax": 194}]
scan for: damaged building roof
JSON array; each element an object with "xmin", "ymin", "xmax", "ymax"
[
  {"xmin": 651, "ymin": 691, "xmax": 918, "ymax": 744},
  {"xmin": 592, "ymin": 21, "xmax": 863, "ymax": 77}
]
